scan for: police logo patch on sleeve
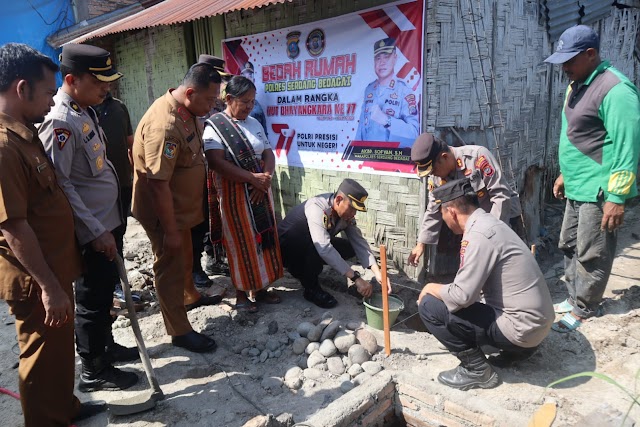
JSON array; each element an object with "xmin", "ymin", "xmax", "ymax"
[
  {"xmin": 475, "ymin": 155, "xmax": 495, "ymax": 177},
  {"xmin": 405, "ymin": 94, "xmax": 418, "ymax": 115},
  {"xmin": 54, "ymin": 128, "xmax": 71, "ymax": 150},
  {"xmin": 163, "ymin": 141, "xmax": 178, "ymax": 159}
]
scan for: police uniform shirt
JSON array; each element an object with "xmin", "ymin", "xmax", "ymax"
[
  {"xmin": 355, "ymin": 78, "xmax": 419, "ymax": 147},
  {"xmin": 39, "ymin": 89, "xmax": 121, "ymax": 245},
  {"xmin": 203, "ymin": 115, "xmax": 270, "ymax": 159},
  {"xmin": 132, "ymin": 90, "xmax": 205, "ymax": 230},
  {"xmin": 440, "ymin": 208, "xmax": 554, "ymax": 348},
  {"xmin": 279, "ymin": 193, "xmax": 376, "ymax": 275},
  {"xmin": 418, "ymin": 145, "xmax": 521, "ymax": 245},
  {"xmin": 0, "ymin": 113, "xmax": 81, "ymax": 300}
]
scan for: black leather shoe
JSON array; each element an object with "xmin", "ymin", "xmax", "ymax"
[
  {"xmin": 204, "ymin": 258, "xmax": 230, "ymax": 276},
  {"xmin": 172, "ymin": 331, "xmax": 217, "ymax": 353},
  {"xmin": 106, "ymin": 342, "xmax": 140, "ymax": 363},
  {"xmin": 72, "ymin": 400, "xmax": 107, "ymax": 422},
  {"xmin": 303, "ymin": 288, "xmax": 338, "ymax": 308},
  {"xmin": 79, "ymin": 357, "xmax": 139, "ymax": 392},
  {"xmin": 192, "ymin": 270, "xmax": 213, "ymax": 288}
]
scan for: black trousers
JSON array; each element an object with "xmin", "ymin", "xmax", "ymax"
[
  {"xmin": 75, "ymin": 224, "xmax": 125, "ymax": 359},
  {"xmin": 282, "ymin": 237, "xmax": 355, "ymax": 290},
  {"xmin": 419, "ymin": 294, "xmax": 537, "ymax": 356}
]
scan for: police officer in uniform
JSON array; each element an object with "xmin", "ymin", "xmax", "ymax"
[
  {"xmin": 39, "ymin": 44, "xmax": 139, "ymax": 392},
  {"xmin": 417, "ymin": 178, "xmax": 553, "ymax": 390},
  {"xmin": 132, "ymin": 62, "xmax": 221, "ymax": 353},
  {"xmin": 355, "ymin": 38, "xmax": 419, "ymax": 147},
  {"xmin": 278, "ymin": 179, "xmax": 391, "ymax": 308},
  {"xmin": 0, "ymin": 42, "xmax": 105, "ymax": 427},
  {"xmin": 240, "ymin": 61, "xmax": 269, "ymax": 136},
  {"xmin": 408, "ymin": 133, "xmax": 524, "ymax": 267}
]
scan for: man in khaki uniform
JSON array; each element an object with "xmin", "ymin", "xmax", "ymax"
[
  {"xmin": 0, "ymin": 43, "xmax": 104, "ymax": 427},
  {"xmin": 132, "ymin": 63, "xmax": 221, "ymax": 353}
]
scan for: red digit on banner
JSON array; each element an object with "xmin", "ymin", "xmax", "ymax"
[{"xmin": 272, "ymin": 123, "xmax": 296, "ymax": 157}]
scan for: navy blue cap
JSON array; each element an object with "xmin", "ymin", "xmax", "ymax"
[
  {"xmin": 337, "ymin": 178, "xmax": 368, "ymax": 212},
  {"xmin": 61, "ymin": 44, "xmax": 122, "ymax": 82},
  {"xmin": 544, "ymin": 25, "xmax": 600, "ymax": 64},
  {"xmin": 411, "ymin": 133, "xmax": 446, "ymax": 177},
  {"xmin": 374, "ymin": 38, "xmax": 396, "ymax": 56},
  {"xmin": 432, "ymin": 178, "xmax": 474, "ymax": 205}
]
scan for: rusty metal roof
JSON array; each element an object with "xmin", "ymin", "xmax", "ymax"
[{"xmin": 65, "ymin": 0, "xmax": 293, "ymax": 45}]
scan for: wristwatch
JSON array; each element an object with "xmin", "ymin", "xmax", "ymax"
[
  {"xmin": 350, "ymin": 271, "xmax": 361, "ymax": 284},
  {"xmin": 383, "ymin": 116, "xmax": 391, "ymax": 128}
]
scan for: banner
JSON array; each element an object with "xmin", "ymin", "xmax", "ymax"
[{"xmin": 223, "ymin": 0, "xmax": 423, "ymax": 176}]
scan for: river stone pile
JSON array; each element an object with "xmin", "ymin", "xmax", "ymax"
[{"xmin": 285, "ymin": 312, "xmax": 384, "ymax": 393}]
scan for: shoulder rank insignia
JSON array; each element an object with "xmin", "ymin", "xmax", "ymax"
[
  {"xmin": 177, "ymin": 106, "xmax": 190, "ymax": 122},
  {"xmin": 54, "ymin": 128, "xmax": 71, "ymax": 150},
  {"xmin": 456, "ymin": 158, "xmax": 463, "ymax": 169},
  {"xmin": 69, "ymin": 100, "xmax": 81, "ymax": 113}
]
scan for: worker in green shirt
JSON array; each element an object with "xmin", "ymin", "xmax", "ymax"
[{"xmin": 545, "ymin": 25, "xmax": 640, "ymax": 332}]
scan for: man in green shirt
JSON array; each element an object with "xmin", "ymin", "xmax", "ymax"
[{"xmin": 545, "ymin": 25, "xmax": 640, "ymax": 332}]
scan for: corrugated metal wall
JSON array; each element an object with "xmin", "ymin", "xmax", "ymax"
[{"xmin": 114, "ymin": 25, "xmax": 190, "ymax": 127}]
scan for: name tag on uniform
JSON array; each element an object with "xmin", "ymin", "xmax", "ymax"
[
  {"xmin": 37, "ymin": 163, "xmax": 48, "ymax": 173},
  {"xmin": 186, "ymin": 132, "xmax": 195, "ymax": 143}
]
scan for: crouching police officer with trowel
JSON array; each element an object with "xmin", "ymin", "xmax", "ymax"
[{"xmin": 278, "ymin": 178, "xmax": 391, "ymax": 308}]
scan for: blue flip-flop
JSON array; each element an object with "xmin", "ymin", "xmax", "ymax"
[
  {"xmin": 551, "ymin": 313, "xmax": 582, "ymax": 333},
  {"xmin": 553, "ymin": 299, "xmax": 573, "ymax": 314}
]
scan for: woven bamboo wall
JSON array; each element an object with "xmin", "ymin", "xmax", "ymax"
[{"xmin": 114, "ymin": 25, "xmax": 190, "ymax": 128}]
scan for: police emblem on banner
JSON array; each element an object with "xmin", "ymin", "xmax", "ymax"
[
  {"xmin": 286, "ymin": 31, "xmax": 301, "ymax": 59},
  {"xmin": 306, "ymin": 28, "xmax": 325, "ymax": 57}
]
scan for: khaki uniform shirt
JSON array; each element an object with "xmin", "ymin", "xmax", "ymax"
[
  {"xmin": 440, "ymin": 209, "xmax": 553, "ymax": 348},
  {"xmin": 132, "ymin": 90, "xmax": 205, "ymax": 230},
  {"xmin": 39, "ymin": 89, "xmax": 121, "ymax": 245},
  {"xmin": 304, "ymin": 193, "xmax": 376, "ymax": 275},
  {"xmin": 0, "ymin": 113, "xmax": 81, "ymax": 301},
  {"xmin": 418, "ymin": 145, "xmax": 521, "ymax": 245}
]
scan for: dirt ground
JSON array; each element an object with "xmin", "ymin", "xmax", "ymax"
[{"xmin": 1, "ymin": 198, "xmax": 640, "ymax": 427}]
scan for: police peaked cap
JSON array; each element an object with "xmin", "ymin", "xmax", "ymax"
[
  {"xmin": 60, "ymin": 44, "xmax": 122, "ymax": 82},
  {"xmin": 337, "ymin": 178, "xmax": 368, "ymax": 212}
]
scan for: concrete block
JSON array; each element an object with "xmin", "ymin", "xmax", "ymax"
[
  {"xmin": 444, "ymin": 400, "xmax": 497, "ymax": 426},
  {"xmin": 304, "ymin": 372, "xmax": 393, "ymax": 427}
]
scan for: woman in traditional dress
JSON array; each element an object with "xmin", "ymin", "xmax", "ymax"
[{"xmin": 204, "ymin": 76, "xmax": 283, "ymax": 313}]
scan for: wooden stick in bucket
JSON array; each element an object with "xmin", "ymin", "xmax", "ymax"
[{"xmin": 380, "ymin": 244, "xmax": 391, "ymax": 356}]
